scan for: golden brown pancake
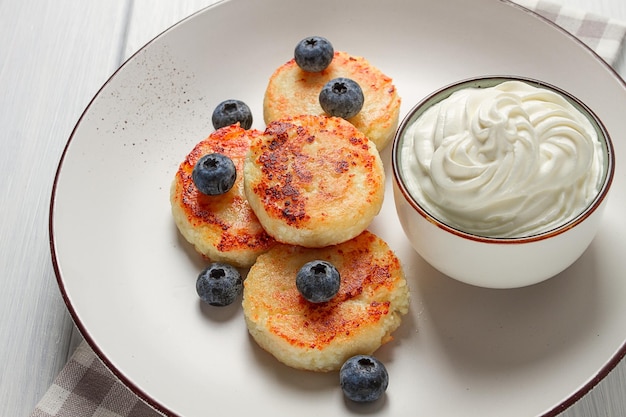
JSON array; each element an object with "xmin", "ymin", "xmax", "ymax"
[
  {"xmin": 263, "ymin": 50, "xmax": 401, "ymax": 150},
  {"xmin": 243, "ymin": 114, "xmax": 385, "ymax": 248},
  {"xmin": 242, "ymin": 230, "xmax": 410, "ymax": 372},
  {"xmin": 170, "ymin": 124, "xmax": 276, "ymax": 268}
]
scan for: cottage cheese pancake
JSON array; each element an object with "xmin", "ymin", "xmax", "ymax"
[
  {"xmin": 263, "ymin": 51, "xmax": 401, "ymax": 150},
  {"xmin": 400, "ymin": 80, "xmax": 604, "ymax": 238},
  {"xmin": 243, "ymin": 114, "xmax": 385, "ymax": 248},
  {"xmin": 170, "ymin": 124, "xmax": 276, "ymax": 268},
  {"xmin": 242, "ymin": 231, "xmax": 410, "ymax": 372}
]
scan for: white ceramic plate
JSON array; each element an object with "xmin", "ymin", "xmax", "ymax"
[{"xmin": 50, "ymin": 0, "xmax": 626, "ymax": 416}]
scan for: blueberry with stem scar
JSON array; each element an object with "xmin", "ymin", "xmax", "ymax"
[
  {"xmin": 296, "ymin": 260, "xmax": 341, "ymax": 303},
  {"xmin": 212, "ymin": 99, "xmax": 253, "ymax": 130},
  {"xmin": 319, "ymin": 77, "xmax": 364, "ymax": 119},
  {"xmin": 196, "ymin": 262, "xmax": 243, "ymax": 307},
  {"xmin": 192, "ymin": 153, "xmax": 236, "ymax": 196},
  {"xmin": 340, "ymin": 355, "xmax": 389, "ymax": 402},
  {"xmin": 294, "ymin": 36, "xmax": 334, "ymax": 72}
]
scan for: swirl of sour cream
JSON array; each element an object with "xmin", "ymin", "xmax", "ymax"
[{"xmin": 400, "ymin": 80, "xmax": 604, "ymax": 238}]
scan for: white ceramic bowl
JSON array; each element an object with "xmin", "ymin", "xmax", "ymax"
[{"xmin": 392, "ymin": 76, "xmax": 615, "ymax": 289}]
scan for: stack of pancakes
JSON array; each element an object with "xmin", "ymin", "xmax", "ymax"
[{"xmin": 170, "ymin": 48, "xmax": 409, "ymax": 372}]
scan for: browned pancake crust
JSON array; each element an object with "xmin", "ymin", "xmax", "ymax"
[
  {"xmin": 263, "ymin": 50, "xmax": 401, "ymax": 150},
  {"xmin": 242, "ymin": 230, "xmax": 410, "ymax": 372},
  {"xmin": 170, "ymin": 124, "xmax": 276, "ymax": 268},
  {"xmin": 243, "ymin": 114, "xmax": 385, "ymax": 248}
]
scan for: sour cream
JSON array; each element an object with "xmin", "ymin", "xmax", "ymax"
[{"xmin": 399, "ymin": 80, "xmax": 604, "ymax": 238}]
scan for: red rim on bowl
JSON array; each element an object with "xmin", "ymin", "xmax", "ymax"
[{"xmin": 392, "ymin": 76, "xmax": 616, "ymax": 245}]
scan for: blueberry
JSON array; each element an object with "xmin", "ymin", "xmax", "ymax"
[
  {"xmin": 294, "ymin": 36, "xmax": 334, "ymax": 72},
  {"xmin": 296, "ymin": 260, "xmax": 340, "ymax": 303},
  {"xmin": 340, "ymin": 355, "xmax": 389, "ymax": 403},
  {"xmin": 319, "ymin": 77, "xmax": 364, "ymax": 119},
  {"xmin": 192, "ymin": 153, "xmax": 236, "ymax": 196},
  {"xmin": 212, "ymin": 99, "xmax": 253, "ymax": 130},
  {"xmin": 196, "ymin": 262, "xmax": 243, "ymax": 307}
]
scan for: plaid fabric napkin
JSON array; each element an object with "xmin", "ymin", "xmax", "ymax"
[
  {"xmin": 31, "ymin": 2, "xmax": 626, "ymax": 417},
  {"xmin": 30, "ymin": 341, "xmax": 161, "ymax": 417},
  {"xmin": 515, "ymin": 0, "xmax": 626, "ymax": 64}
]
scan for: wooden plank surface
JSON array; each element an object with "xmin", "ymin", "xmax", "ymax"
[
  {"xmin": 0, "ymin": 2, "xmax": 131, "ymax": 416},
  {"xmin": 0, "ymin": 0, "xmax": 624, "ymax": 416}
]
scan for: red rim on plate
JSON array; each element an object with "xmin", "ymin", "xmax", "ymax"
[{"xmin": 49, "ymin": 1, "xmax": 626, "ymax": 416}]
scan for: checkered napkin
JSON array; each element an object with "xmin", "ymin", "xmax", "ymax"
[
  {"xmin": 514, "ymin": 0, "xmax": 626, "ymax": 65},
  {"xmin": 30, "ymin": 342, "xmax": 161, "ymax": 417},
  {"xmin": 30, "ymin": 2, "xmax": 626, "ymax": 417}
]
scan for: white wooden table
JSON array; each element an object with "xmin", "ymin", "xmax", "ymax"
[{"xmin": 1, "ymin": 0, "xmax": 625, "ymax": 416}]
